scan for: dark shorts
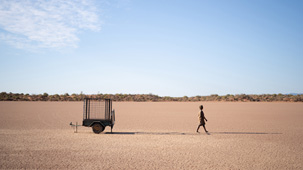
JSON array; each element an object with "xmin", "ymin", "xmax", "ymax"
[{"xmin": 199, "ymin": 119, "xmax": 205, "ymax": 125}]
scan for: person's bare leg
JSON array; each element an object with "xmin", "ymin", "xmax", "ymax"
[
  {"xmin": 196, "ymin": 125, "xmax": 201, "ymax": 132},
  {"xmin": 202, "ymin": 125, "xmax": 208, "ymax": 133}
]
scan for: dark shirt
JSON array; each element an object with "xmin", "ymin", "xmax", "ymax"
[{"xmin": 199, "ymin": 110, "xmax": 205, "ymax": 120}]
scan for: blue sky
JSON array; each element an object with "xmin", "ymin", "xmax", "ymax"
[{"xmin": 0, "ymin": 0, "xmax": 302, "ymax": 97}]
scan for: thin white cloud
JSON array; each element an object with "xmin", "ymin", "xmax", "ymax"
[{"xmin": 0, "ymin": 0, "xmax": 101, "ymax": 50}]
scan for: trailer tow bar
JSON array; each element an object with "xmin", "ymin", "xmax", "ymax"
[{"xmin": 70, "ymin": 122, "xmax": 82, "ymax": 133}]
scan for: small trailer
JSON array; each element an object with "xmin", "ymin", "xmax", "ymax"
[{"xmin": 81, "ymin": 98, "xmax": 115, "ymax": 134}]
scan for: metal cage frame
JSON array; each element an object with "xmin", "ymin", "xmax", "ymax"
[{"xmin": 83, "ymin": 98, "xmax": 112, "ymax": 120}]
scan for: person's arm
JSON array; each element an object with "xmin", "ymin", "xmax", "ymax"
[{"xmin": 202, "ymin": 111, "xmax": 207, "ymax": 121}]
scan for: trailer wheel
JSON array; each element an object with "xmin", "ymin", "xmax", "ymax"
[{"xmin": 92, "ymin": 123, "xmax": 104, "ymax": 134}]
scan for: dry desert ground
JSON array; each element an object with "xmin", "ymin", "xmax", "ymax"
[{"xmin": 0, "ymin": 101, "xmax": 303, "ymax": 169}]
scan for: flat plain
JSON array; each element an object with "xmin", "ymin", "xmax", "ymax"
[{"xmin": 0, "ymin": 101, "xmax": 302, "ymax": 169}]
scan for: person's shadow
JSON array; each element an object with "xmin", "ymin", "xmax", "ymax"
[{"xmin": 196, "ymin": 131, "xmax": 211, "ymax": 135}]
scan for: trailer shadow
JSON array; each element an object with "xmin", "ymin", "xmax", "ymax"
[
  {"xmin": 105, "ymin": 132, "xmax": 194, "ymax": 135},
  {"xmin": 105, "ymin": 132, "xmax": 136, "ymax": 135},
  {"xmin": 105, "ymin": 131, "xmax": 282, "ymax": 135},
  {"xmin": 209, "ymin": 132, "xmax": 282, "ymax": 135}
]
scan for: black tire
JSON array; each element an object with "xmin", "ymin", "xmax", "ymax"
[{"xmin": 92, "ymin": 123, "xmax": 105, "ymax": 134}]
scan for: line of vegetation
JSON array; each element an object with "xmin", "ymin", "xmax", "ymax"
[{"xmin": 0, "ymin": 92, "xmax": 302, "ymax": 102}]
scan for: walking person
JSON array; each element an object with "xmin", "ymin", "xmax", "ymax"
[{"xmin": 196, "ymin": 105, "xmax": 208, "ymax": 133}]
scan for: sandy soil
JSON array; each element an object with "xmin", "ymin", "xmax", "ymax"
[{"xmin": 0, "ymin": 101, "xmax": 302, "ymax": 169}]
